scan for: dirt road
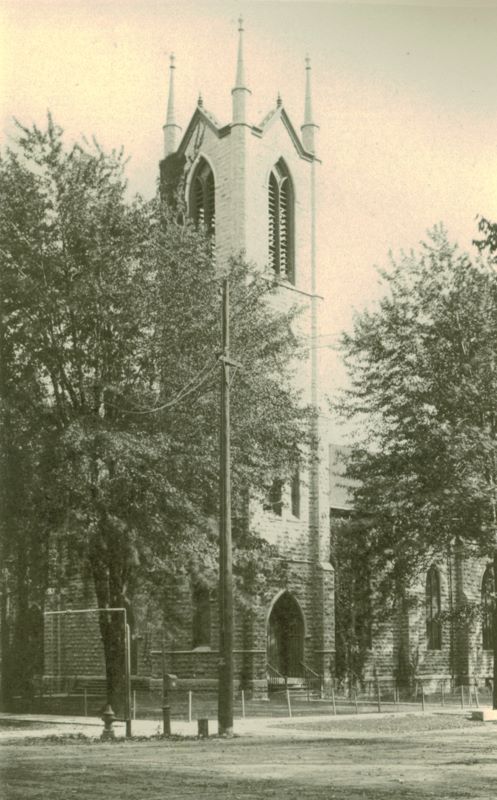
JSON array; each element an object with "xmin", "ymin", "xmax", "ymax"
[{"xmin": 1, "ymin": 713, "xmax": 496, "ymax": 799}]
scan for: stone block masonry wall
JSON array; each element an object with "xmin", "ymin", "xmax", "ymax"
[{"xmin": 44, "ymin": 579, "xmax": 105, "ymax": 688}]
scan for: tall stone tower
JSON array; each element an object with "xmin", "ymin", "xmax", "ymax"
[{"xmin": 159, "ymin": 20, "xmax": 333, "ymax": 695}]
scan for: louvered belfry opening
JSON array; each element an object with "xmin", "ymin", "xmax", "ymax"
[
  {"xmin": 190, "ymin": 158, "xmax": 215, "ymax": 235},
  {"xmin": 268, "ymin": 159, "xmax": 294, "ymax": 283}
]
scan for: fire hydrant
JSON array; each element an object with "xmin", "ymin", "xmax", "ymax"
[{"xmin": 101, "ymin": 704, "xmax": 116, "ymax": 741}]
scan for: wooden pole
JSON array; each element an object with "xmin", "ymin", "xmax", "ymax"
[
  {"xmin": 124, "ymin": 621, "xmax": 132, "ymax": 738},
  {"xmin": 218, "ymin": 277, "xmax": 234, "ymax": 736}
]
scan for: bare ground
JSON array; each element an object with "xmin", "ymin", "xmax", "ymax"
[{"xmin": 1, "ymin": 713, "xmax": 497, "ymax": 800}]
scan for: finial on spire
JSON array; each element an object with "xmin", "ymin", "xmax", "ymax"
[
  {"xmin": 235, "ymin": 16, "xmax": 246, "ymax": 89},
  {"xmin": 276, "ymin": 91, "xmax": 282, "ymax": 108},
  {"xmin": 301, "ymin": 53, "xmax": 318, "ymax": 154},
  {"xmin": 197, "ymin": 91, "xmax": 203, "ymax": 108},
  {"xmin": 232, "ymin": 15, "xmax": 251, "ymax": 123},
  {"xmin": 163, "ymin": 52, "xmax": 182, "ymax": 157},
  {"xmin": 166, "ymin": 53, "xmax": 176, "ymax": 126}
]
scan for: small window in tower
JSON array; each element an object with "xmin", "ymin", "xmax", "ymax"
[
  {"xmin": 192, "ymin": 583, "xmax": 211, "ymax": 649},
  {"xmin": 264, "ymin": 478, "xmax": 283, "ymax": 517},
  {"xmin": 291, "ymin": 468, "xmax": 300, "ymax": 518},
  {"xmin": 426, "ymin": 566, "xmax": 442, "ymax": 650},
  {"xmin": 268, "ymin": 159, "xmax": 294, "ymax": 283},
  {"xmin": 189, "ymin": 158, "xmax": 215, "ymax": 236},
  {"xmin": 482, "ymin": 565, "xmax": 494, "ymax": 651}
]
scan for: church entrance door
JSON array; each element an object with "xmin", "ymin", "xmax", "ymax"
[{"xmin": 267, "ymin": 592, "xmax": 304, "ymax": 677}]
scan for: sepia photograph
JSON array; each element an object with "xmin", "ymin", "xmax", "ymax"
[{"xmin": 1, "ymin": 0, "xmax": 497, "ymax": 797}]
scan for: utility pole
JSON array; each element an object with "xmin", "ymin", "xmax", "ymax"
[{"xmin": 218, "ymin": 276, "xmax": 234, "ymax": 735}]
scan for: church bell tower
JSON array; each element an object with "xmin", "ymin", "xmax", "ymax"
[{"xmin": 159, "ymin": 19, "xmax": 334, "ymax": 694}]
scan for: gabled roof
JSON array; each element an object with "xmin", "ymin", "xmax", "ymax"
[
  {"xmin": 175, "ymin": 106, "xmax": 231, "ymax": 156},
  {"xmin": 175, "ymin": 104, "xmax": 318, "ymax": 162},
  {"xmin": 253, "ymin": 104, "xmax": 317, "ymax": 162}
]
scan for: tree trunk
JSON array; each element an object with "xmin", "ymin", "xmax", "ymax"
[
  {"xmin": 493, "ymin": 550, "xmax": 497, "ymax": 710},
  {"xmin": 91, "ymin": 550, "xmax": 127, "ymax": 715}
]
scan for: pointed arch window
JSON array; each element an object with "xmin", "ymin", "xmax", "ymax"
[
  {"xmin": 268, "ymin": 159, "xmax": 295, "ymax": 283},
  {"xmin": 291, "ymin": 468, "xmax": 300, "ymax": 519},
  {"xmin": 482, "ymin": 565, "xmax": 495, "ymax": 651},
  {"xmin": 189, "ymin": 158, "xmax": 215, "ymax": 236},
  {"xmin": 426, "ymin": 566, "xmax": 442, "ymax": 650}
]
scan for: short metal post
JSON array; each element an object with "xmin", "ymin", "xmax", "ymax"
[
  {"xmin": 241, "ymin": 689, "xmax": 245, "ymax": 719},
  {"xmin": 286, "ymin": 688, "xmax": 292, "ymax": 718},
  {"xmin": 84, "ymin": 689, "xmax": 88, "ymax": 717},
  {"xmin": 188, "ymin": 690, "xmax": 192, "ymax": 723},
  {"xmin": 354, "ymin": 689, "xmax": 358, "ymax": 714},
  {"xmin": 101, "ymin": 704, "xmax": 116, "ymax": 740},
  {"xmin": 331, "ymin": 687, "xmax": 336, "ymax": 715},
  {"xmin": 162, "ymin": 703, "xmax": 171, "ymax": 736},
  {"xmin": 460, "ymin": 684, "xmax": 464, "ymax": 708}
]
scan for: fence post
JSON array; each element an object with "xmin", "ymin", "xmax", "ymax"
[
  {"xmin": 354, "ymin": 689, "xmax": 358, "ymax": 714},
  {"xmin": 331, "ymin": 686, "xmax": 336, "ymax": 715},
  {"xmin": 376, "ymin": 679, "xmax": 381, "ymax": 713},
  {"xmin": 441, "ymin": 680, "xmax": 445, "ymax": 707},
  {"xmin": 188, "ymin": 690, "xmax": 192, "ymax": 723},
  {"xmin": 132, "ymin": 689, "xmax": 136, "ymax": 720},
  {"xmin": 286, "ymin": 688, "xmax": 292, "ymax": 718},
  {"xmin": 84, "ymin": 689, "xmax": 88, "ymax": 717},
  {"xmin": 241, "ymin": 689, "xmax": 245, "ymax": 719},
  {"xmin": 460, "ymin": 684, "xmax": 464, "ymax": 709},
  {"xmin": 421, "ymin": 683, "xmax": 425, "ymax": 712},
  {"xmin": 474, "ymin": 684, "xmax": 479, "ymax": 708}
]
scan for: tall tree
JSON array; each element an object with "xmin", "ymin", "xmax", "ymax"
[
  {"xmin": 0, "ymin": 118, "xmax": 309, "ymax": 708},
  {"xmin": 338, "ymin": 225, "xmax": 497, "ymax": 706}
]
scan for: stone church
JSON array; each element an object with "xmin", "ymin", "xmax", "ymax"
[{"xmin": 40, "ymin": 20, "xmax": 493, "ymax": 700}]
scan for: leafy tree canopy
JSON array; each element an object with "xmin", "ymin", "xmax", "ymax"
[
  {"xmin": 0, "ymin": 116, "xmax": 309, "ymax": 703},
  {"xmin": 339, "ymin": 225, "xmax": 497, "ymax": 586}
]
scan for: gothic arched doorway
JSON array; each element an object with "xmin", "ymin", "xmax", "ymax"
[{"xmin": 267, "ymin": 592, "xmax": 304, "ymax": 677}]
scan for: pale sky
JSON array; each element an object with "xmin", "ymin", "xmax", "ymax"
[{"xmin": 2, "ymin": 0, "xmax": 497, "ymax": 438}]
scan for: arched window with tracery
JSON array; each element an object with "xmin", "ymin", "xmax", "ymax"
[
  {"xmin": 482, "ymin": 565, "xmax": 494, "ymax": 651},
  {"xmin": 426, "ymin": 566, "xmax": 442, "ymax": 650},
  {"xmin": 268, "ymin": 159, "xmax": 295, "ymax": 283},
  {"xmin": 189, "ymin": 158, "xmax": 215, "ymax": 236}
]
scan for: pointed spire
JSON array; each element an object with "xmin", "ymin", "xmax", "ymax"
[
  {"xmin": 232, "ymin": 16, "xmax": 251, "ymax": 124},
  {"xmin": 235, "ymin": 16, "xmax": 246, "ymax": 89},
  {"xmin": 163, "ymin": 53, "xmax": 182, "ymax": 157},
  {"xmin": 301, "ymin": 54, "xmax": 319, "ymax": 154}
]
